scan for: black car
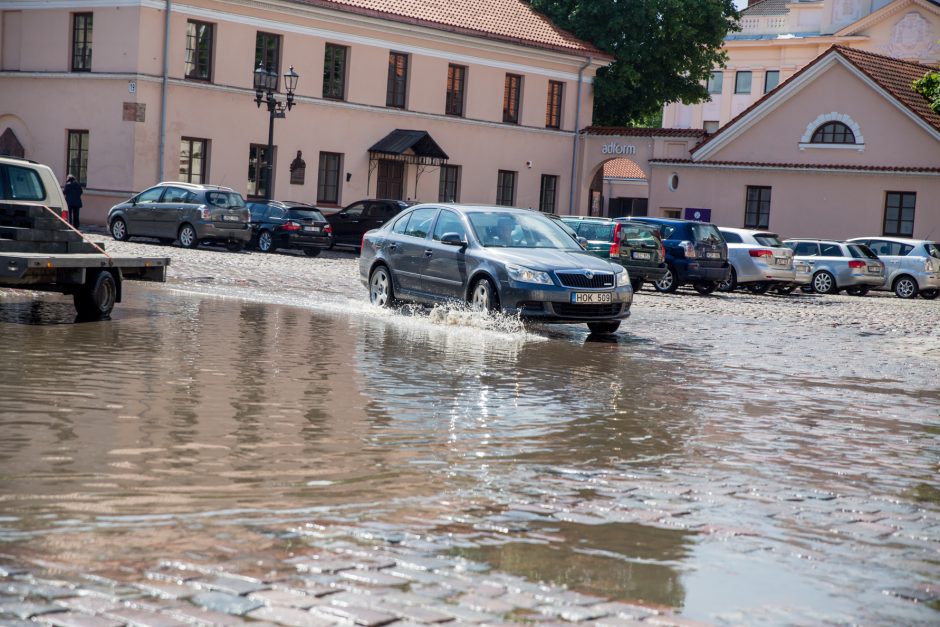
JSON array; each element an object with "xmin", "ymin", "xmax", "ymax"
[
  {"xmin": 611, "ymin": 220, "xmax": 669, "ymax": 291},
  {"xmin": 325, "ymin": 199, "xmax": 414, "ymax": 252},
  {"xmin": 629, "ymin": 217, "xmax": 730, "ymax": 294},
  {"xmin": 248, "ymin": 200, "xmax": 332, "ymax": 256}
]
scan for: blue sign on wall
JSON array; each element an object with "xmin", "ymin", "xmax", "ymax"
[{"xmin": 684, "ymin": 208, "xmax": 711, "ymax": 222}]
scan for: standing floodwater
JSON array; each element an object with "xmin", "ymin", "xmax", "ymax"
[{"xmin": 0, "ymin": 267, "xmax": 938, "ymax": 626}]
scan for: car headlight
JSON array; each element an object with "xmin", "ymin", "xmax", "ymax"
[
  {"xmin": 506, "ymin": 264, "xmax": 553, "ymax": 285},
  {"xmin": 615, "ymin": 268, "xmax": 630, "ymax": 287}
]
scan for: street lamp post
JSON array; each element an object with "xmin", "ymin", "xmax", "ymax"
[{"xmin": 253, "ymin": 64, "xmax": 299, "ymax": 200}]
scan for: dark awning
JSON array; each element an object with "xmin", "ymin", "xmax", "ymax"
[{"xmin": 369, "ymin": 130, "xmax": 449, "ymax": 166}]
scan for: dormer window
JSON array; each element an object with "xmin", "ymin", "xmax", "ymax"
[{"xmin": 811, "ymin": 121, "xmax": 856, "ymax": 144}]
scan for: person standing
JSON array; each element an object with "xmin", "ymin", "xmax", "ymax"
[{"xmin": 63, "ymin": 174, "xmax": 83, "ymax": 229}]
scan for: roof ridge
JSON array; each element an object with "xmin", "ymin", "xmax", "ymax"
[{"xmin": 832, "ymin": 44, "xmax": 937, "ymax": 72}]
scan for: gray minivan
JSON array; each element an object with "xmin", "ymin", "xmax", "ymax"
[{"xmin": 108, "ymin": 182, "xmax": 251, "ymax": 250}]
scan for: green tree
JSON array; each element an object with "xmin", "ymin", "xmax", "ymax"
[
  {"xmin": 913, "ymin": 70, "xmax": 940, "ymax": 114},
  {"xmin": 531, "ymin": 0, "xmax": 739, "ymax": 126}
]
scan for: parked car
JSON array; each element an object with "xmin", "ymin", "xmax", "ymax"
[
  {"xmin": 717, "ymin": 227, "xmax": 808, "ymax": 294},
  {"xmin": 558, "ymin": 216, "xmax": 620, "ymax": 259},
  {"xmin": 360, "ymin": 204, "xmax": 633, "ymax": 334},
  {"xmin": 248, "ymin": 200, "xmax": 332, "ymax": 256},
  {"xmin": 108, "ymin": 182, "xmax": 250, "ymax": 250},
  {"xmin": 325, "ymin": 199, "xmax": 414, "ymax": 252},
  {"xmin": 0, "ymin": 155, "xmax": 70, "ymax": 222},
  {"xmin": 628, "ymin": 217, "xmax": 730, "ymax": 294},
  {"xmin": 846, "ymin": 237, "xmax": 940, "ymax": 299},
  {"xmin": 611, "ymin": 219, "xmax": 668, "ymax": 291},
  {"xmin": 783, "ymin": 239, "xmax": 885, "ymax": 295}
]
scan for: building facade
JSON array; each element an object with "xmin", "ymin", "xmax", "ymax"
[{"xmin": 0, "ymin": 0, "xmax": 611, "ymax": 225}]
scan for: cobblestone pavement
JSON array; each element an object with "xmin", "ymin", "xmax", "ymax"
[{"xmin": 1, "ymin": 234, "xmax": 938, "ymax": 626}]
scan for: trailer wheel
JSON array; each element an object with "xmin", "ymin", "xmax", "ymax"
[{"xmin": 74, "ymin": 270, "xmax": 118, "ymax": 319}]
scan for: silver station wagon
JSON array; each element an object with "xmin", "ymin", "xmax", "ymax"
[
  {"xmin": 784, "ymin": 238, "xmax": 885, "ymax": 295},
  {"xmin": 846, "ymin": 237, "xmax": 940, "ymax": 300},
  {"xmin": 108, "ymin": 182, "xmax": 251, "ymax": 251}
]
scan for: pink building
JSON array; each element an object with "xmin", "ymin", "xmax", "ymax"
[{"xmin": 0, "ymin": 0, "xmax": 611, "ymax": 225}]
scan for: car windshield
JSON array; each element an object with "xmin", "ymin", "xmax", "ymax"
[
  {"xmin": 468, "ymin": 211, "xmax": 580, "ymax": 249},
  {"xmin": 848, "ymin": 244, "xmax": 879, "ymax": 260},
  {"xmin": 926, "ymin": 243, "xmax": 940, "ymax": 259},
  {"xmin": 206, "ymin": 191, "xmax": 246, "ymax": 208},
  {"xmin": 288, "ymin": 208, "xmax": 325, "ymax": 221},
  {"xmin": 620, "ymin": 225, "xmax": 660, "ymax": 248},
  {"xmin": 691, "ymin": 223, "xmax": 723, "ymax": 244},
  {"xmin": 754, "ymin": 233, "xmax": 784, "ymax": 247}
]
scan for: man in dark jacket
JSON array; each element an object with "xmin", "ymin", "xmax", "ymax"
[{"xmin": 63, "ymin": 174, "xmax": 83, "ymax": 229}]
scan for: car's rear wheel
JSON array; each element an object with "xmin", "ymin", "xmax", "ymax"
[
  {"xmin": 846, "ymin": 285, "xmax": 869, "ymax": 296},
  {"xmin": 747, "ymin": 282, "xmax": 770, "ymax": 295},
  {"xmin": 303, "ymin": 248, "xmax": 321, "ymax": 257},
  {"xmin": 812, "ymin": 271, "xmax": 837, "ymax": 294},
  {"xmin": 630, "ymin": 278, "xmax": 644, "ymax": 292},
  {"xmin": 693, "ymin": 281, "xmax": 718, "ymax": 295},
  {"xmin": 587, "ymin": 321, "xmax": 621, "ymax": 334},
  {"xmin": 920, "ymin": 289, "xmax": 938, "ymax": 300},
  {"xmin": 257, "ymin": 230, "xmax": 274, "ymax": 253},
  {"xmin": 718, "ymin": 267, "xmax": 737, "ymax": 292},
  {"xmin": 369, "ymin": 266, "xmax": 395, "ymax": 307},
  {"xmin": 470, "ymin": 277, "xmax": 499, "ymax": 312},
  {"xmin": 653, "ymin": 266, "xmax": 678, "ymax": 293},
  {"xmin": 893, "ymin": 275, "xmax": 918, "ymax": 299},
  {"xmin": 110, "ymin": 218, "xmax": 129, "ymax": 241},
  {"xmin": 178, "ymin": 224, "xmax": 199, "ymax": 249}
]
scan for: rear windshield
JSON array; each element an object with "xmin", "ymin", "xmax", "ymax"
[
  {"xmin": 575, "ymin": 222, "xmax": 616, "ymax": 242},
  {"xmin": 0, "ymin": 164, "xmax": 45, "ymax": 201},
  {"xmin": 288, "ymin": 208, "xmax": 325, "ymax": 221},
  {"xmin": 691, "ymin": 223, "xmax": 723, "ymax": 244},
  {"xmin": 620, "ymin": 225, "xmax": 660, "ymax": 248},
  {"xmin": 926, "ymin": 243, "xmax": 940, "ymax": 259},
  {"xmin": 205, "ymin": 191, "xmax": 246, "ymax": 208},
  {"xmin": 754, "ymin": 233, "xmax": 784, "ymax": 247},
  {"xmin": 848, "ymin": 244, "xmax": 878, "ymax": 260}
]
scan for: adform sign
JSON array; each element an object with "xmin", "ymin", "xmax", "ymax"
[{"xmin": 601, "ymin": 142, "xmax": 637, "ymax": 155}]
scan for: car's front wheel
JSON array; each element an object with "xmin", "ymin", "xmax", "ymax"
[
  {"xmin": 587, "ymin": 321, "xmax": 621, "ymax": 334},
  {"xmin": 369, "ymin": 266, "xmax": 395, "ymax": 307},
  {"xmin": 653, "ymin": 266, "xmax": 678, "ymax": 293},
  {"xmin": 893, "ymin": 275, "xmax": 919, "ymax": 299},
  {"xmin": 178, "ymin": 224, "xmax": 199, "ymax": 249},
  {"xmin": 257, "ymin": 230, "xmax": 274, "ymax": 253},
  {"xmin": 469, "ymin": 277, "xmax": 499, "ymax": 312},
  {"xmin": 110, "ymin": 218, "xmax": 129, "ymax": 241},
  {"xmin": 812, "ymin": 270, "xmax": 837, "ymax": 294},
  {"xmin": 693, "ymin": 281, "xmax": 718, "ymax": 295}
]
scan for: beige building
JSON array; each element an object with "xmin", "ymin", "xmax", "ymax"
[
  {"xmin": 663, "ymin": 0, "xmax": 940, "ymax": 131},
  {"xmin": 0, "ymin": 0, "xmax": 611, "ymax": 225}
]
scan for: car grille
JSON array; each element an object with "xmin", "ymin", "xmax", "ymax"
[
  {"xmin": 556, "ymin": 272, "xmax": 615, "ymax": 289},
  {"xmin": 551, "ymin": 303, "xmax": 624, "ymax": 317}
]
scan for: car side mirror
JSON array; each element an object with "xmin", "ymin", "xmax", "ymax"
[{"xmin": 440, "ymin": 232, "xmax": 468, "ymax": 249}]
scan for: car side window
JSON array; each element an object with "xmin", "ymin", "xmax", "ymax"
[
  {"xmin": 161, "ymin": 187, "xmax": 191, "ymax": 203},
  {"xmin": 391, "ymin": 213, "xmax": 410, "ymax": 234},
  {"xmin": 721, "ymin": 231, "xmax": 743, "ymax": 244},
  {"xmin": 249, "ymin": 203, "xmax": 268, "ymax": 220},
  {"xmin": 136, "ymin": 187, "xmax": 165, "ymax": 204},
  {"xmin": 793, "ymin": 242, "xmax": 819, "ymax": 256},
  {"xmin": 820, "ymin": 243, "xmax": 841, "ymax": 256},
  {"xmin": 269, "ymin": 207, "xmax": 288, "ymax": 220},
  {"xmin": 343, "ymin": 203, "xmax": 366, "ymax": 219},
  {"xmin": 403, "ymin": 208, "xmax": 438, "ymax": 239},
  {"xmin": 0, "ymin": 164, "xmax": 45, "ymax": 201},
  {"xmin": 432, "ymin": 210, "xmax": 466, "ymax": 241},
  {"xmin": 898, "ymin": 244, "xmax": 913, "ymax": 256},
  {"xmin": 660, "ymin": 225, "xmax": 676, "ymax": 239},
  {"xmin": 366, "ymin": 203, "xmax": 397, "ymax": 218}
]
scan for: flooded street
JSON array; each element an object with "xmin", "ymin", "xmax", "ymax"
[{"xmin": 0, "ymin": 245, "xmax": 938, "ymax": 626}]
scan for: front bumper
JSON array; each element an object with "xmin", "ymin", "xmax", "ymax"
[
  {"xmin": 501, "ymin": 281, "xmax": 634, "ymax": 323},
  {"xmin": 196, "ymin": 222, "xmax": 251, "ymax": 243}
]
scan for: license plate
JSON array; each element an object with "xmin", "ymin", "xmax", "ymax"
[
  {"xmin": 304, "ymin": 226, "xmax": 320, "ymax": 232},
  {"xmin": 632, "ymin": 251, "xmax": 651, "ymax": 260},
  {"xmin": 571, "ymin": 292, "xmax": 612, "ymax": 304},
  {"xmin": 706, "ymin": 252, "xmax": 721, "ymax": 259},
  {"xmin": 222, "ymin": 214, "xmax": 240, "ymax": 222},
  {"xmin": 775, "ymin": 257, "xmax": 789, "ymax": 266},
  {"xmin": 868, "ymin": 265, "xmax": 881, "ymax": 273}
]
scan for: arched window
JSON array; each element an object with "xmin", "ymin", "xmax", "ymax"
[{"xmin": 811, "ymin": 121, "xmax": 856, "ymax": 144}]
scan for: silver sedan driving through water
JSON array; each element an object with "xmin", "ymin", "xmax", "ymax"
[{"xmin": 360, "ymin": 204, "xmax": 633, "ymax": 333}]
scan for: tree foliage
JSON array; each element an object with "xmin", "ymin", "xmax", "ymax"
[
  {"xmin": 531, "ymin": 0, "xmax": 740, "ymax": 126},
  {"xmin": 913, "ymin": 70, "xmax": 940, "ymax": 114}
]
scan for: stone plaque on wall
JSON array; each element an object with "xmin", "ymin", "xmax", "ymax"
[
  {"xmin": 289, "ymin": 150, "xmax": 306, "ymax": 185},
  {"xmin": 122, "ymin": 102, "xmax": 146, "ymax": 123}
]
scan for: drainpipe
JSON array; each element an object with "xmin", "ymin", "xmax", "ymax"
[
  {"xmin": 568, "ymin": 55, "xmax": 591, "ymax": 215},
  {"xmin": 158, "ymin": 0, "xmax": 172, "ymax": 182}
]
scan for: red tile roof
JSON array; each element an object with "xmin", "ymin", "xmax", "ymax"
[
  {"xmin": 603, "ymin": 159, "xmax": 647, "ymax": 179},
  {"xmin": 583, "ymin": 126, "xmax": 707, "ymax": 138},
  {"xmin": 288, "ymin": 0, "xmax": 609, "ymax": 58},
  {"xmin": 693, "ymin": 45, "xmax": 940, "ymax": 156},
  {"xmin": 650, "ymin": 159, "xmax": 940, "ymax": 174}
]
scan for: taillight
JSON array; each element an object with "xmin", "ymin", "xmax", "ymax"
[
  {"xmin": 680, "ymin": 241, "xmax": 697, "ymax": 258},
  {"xmin": 281, "ymin": 221, "xmax": 301, "ymax": 232},
  {"xmin": 924, "ymin": 258, "xmax": 935, "ymax": 272},
  {"xmin": 848, "ymin": 260, "xmax": 866, "ymax": 269},
  {"xmin": 610, "ymin": 223, "xmax": 621, "ymax": 256},
  {"xmin": 61, "ymin": 208, "xmax": 69, "ymax": 222},
  {"xmin": 361, "ymin": 233, "xmax": 367, "ymax": 251},
  {"xmin": 199, "ymin": 205, "xmax": 210, "ymax": 219},
  {"xmin": 660, "ymin": 241, "xmax": 666, "ymax": 260},
  {"xmin": 748, "ymin": 249, "xmax": 774, "ymax": 259},
  {"xmin": 324, "ymin": 224, "xmax": 332, "ymax": 235}
]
